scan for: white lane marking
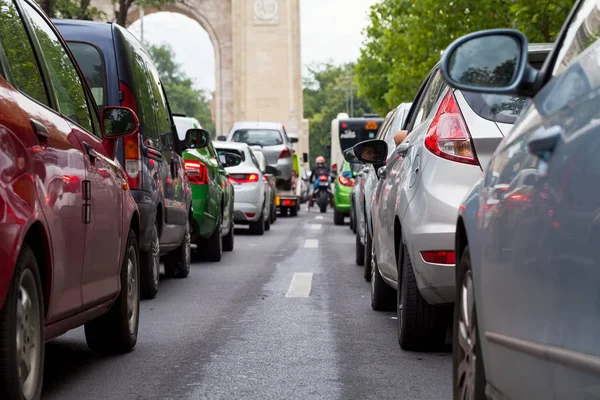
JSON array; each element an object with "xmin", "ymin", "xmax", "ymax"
[
  {"xmin": 315, "ymin": 216, "xmax": 324, "ymax": 220},
  {"xmin": 304, "ymin": 239, "xmax": 319, "ymax": 248},
  {"xmin": 285, "ymin": 272, "xmax": 313, "ymax": 297},
  {"xmin": 310, "ymin": 224, "xmax": 322, "ymax": 230}
]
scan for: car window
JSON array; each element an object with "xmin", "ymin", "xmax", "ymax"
[
  {"xmin": 553, "ymin": 0, "xmax": 600, "ymax": 76},
  {"xmin": 404, "ymin": 69, "xmax": 437, "ymax": 132},
  {"xmin": 232, "ymin": 129, "xmax": 283, "ymax": 146},
  {"xmin": 376, "ymin": 109, "xmax": 396, "ymax": 140},
  {"xmin": 414, "ymin": 71, "xmax": 447, "ymax": 127},
  {"xmin": 216, "ymin": 148, "xmax": 245, "ymax": 161},
  {"xmin": 146, "ymin": 62, "xmax": 174, "ymax": 150},
  {"xmin": 23, "ymin": 2, "xmax": 93, "ymax": 132},
  {"xmin": 67, "ymin": 42, "xmax": 107, "ymax": 110},
  {"xmin": 0, "ymin": 0, "xmax": 48, "ymax": 106},
  {"xmin": 248, "ymin": 148, "xmax": 261, "ymax": 169}
]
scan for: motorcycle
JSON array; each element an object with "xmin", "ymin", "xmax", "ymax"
[{"xmin": 313, "ymin": 174, "xmax": 333, "ymax": 213}]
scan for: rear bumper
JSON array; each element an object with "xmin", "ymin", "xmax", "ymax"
[
  {"xmin": 273, "ymin": 158, "xmax": 292, "ymax": 181},
  {"xmin": 334, "ymin": 185, "xmax": 352, "ymax": 212},
  {"xmin": 233, "ymin": 202, "xmax": 261, "ymax": 222}
]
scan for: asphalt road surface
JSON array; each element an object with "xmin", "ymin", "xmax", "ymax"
[{"xmin": 42, "ymin": 207, "xmax": 451, "ymax": 400}]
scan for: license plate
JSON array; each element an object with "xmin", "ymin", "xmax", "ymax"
[{"xmin": 275, "ymin": 196, "xmax": 281, "ymax": 206}]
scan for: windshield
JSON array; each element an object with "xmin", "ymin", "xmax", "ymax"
[{"xmin": 231, "ymin": 129, "xmax": 283, "ymax": 146}]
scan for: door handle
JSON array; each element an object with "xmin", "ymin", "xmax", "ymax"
[
  {"xmin": 30, "ymin": 119, "xmax": 49, "ymax": 140},
  {"xmin": 83, "ymin": 142, "xmax": 99, "ymax": 161},
  {"xmin": 528, "ymin": 126, "xmax": 563, "ymax": 160}
]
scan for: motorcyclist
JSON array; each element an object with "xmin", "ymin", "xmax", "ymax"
[{"xmin": 309, "ymin": 156, "xmax": 330, "ymax": 207}]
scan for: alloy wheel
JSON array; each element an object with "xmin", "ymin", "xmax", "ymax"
[
  {"xmin": 16, "ymin": 269, "xmax": 41, "ymax": 400},
  {"xmin": 126, "ymin": 246, "xmax": 139, "ymax": 335},
  {"xmin": 151, "ymin": 228, "xmax": 160, "ymax": 287},
  {"xmin": 184, "ymin": 221, "xmax": 191, "ymax": 266},
  {"xmin": 456, "ymin": 270, "xmax": 477, "ymax": 399}
]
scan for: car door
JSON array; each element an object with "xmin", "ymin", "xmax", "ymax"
[
  {"xmin": 206, "ymin": 142, "xmax": 223, "ymax": 224},
  {"xmin": 213, "ymin": 145, "xmax": 233, "ymax": 231},
  {"xmin": 0, "ymin": 0, "xmax": 87, "ymax": 321},
  {"xmin": 21, "ymin": 1, "xmax": 124, "ymax": 305}
]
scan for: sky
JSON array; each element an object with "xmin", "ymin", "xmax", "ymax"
[{"xmin": 128, "ymin": 0, "xmax": 379, "ymax": 92}]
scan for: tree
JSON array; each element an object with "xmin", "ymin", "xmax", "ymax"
[
  {"xmin": 355, "ymin": 0, "xmax": 575, "ymax": 115},
  {"xmin": 115, "ymin": 0, "xmax": 180, "ymax": 27},
  {"xmin": 303, "ymin": 63, "xmax": 375, "ymax": 163},
  {"xmin": 53, "ymin": 0, "xmax": 105, "ymax": 20},
  {"xmin": 148, "ymin": 44, "xmax": 216, "ymax": 134}
]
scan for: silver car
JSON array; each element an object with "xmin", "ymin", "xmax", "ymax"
[
  {"xmin": 213, "ymin": 142, "xmax": 269, "ymax": 235},
  {"xmin": 224, "ymin": 121, "xmax": 297, "ymax": 189},
  {"xmin": 358, "ymin": 45, "xmax": 551, "ymax": 351}
]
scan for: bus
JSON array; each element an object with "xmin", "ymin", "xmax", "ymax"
[{"xmin": 330, "ymin": 113, "xmax": 383, "ymax": 174}]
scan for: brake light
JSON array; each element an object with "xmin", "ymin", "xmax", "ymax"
[
  {"xmin": 331, "ymin": 164, "xmax": 337, "ymax": 172},
  {"xmin": 421, "ymin": 251, "xmax": 456, "ymax": 264},
  {"xmin": 319, "ymin": 175, "xmax": 327, "ymax": 181},
  {"xmin": 263, "ymin": 175, "xmax": 268, "ymax": 182},
  {"xmin": 338, "ymin": 175, "xmax": 353, "ymax": 187},
  {"xmin": 120, "ymin": 81, "xmax": 137, "ymax": 114},
  {"xmin": 119, "ymin": 81, "xmax": 142, "ymax": 189},
  {"xmin": 279, "ymin": 147, "xmax": 291, "ymax": 159},
  {"xmin": 184, "ymin": 160, "xmax": 209, "ymax": 185},
  {"xmin": 230, "ymin": 173, "xmax": 259, "ymax": 183},
  {"xmin": 424, "ymin": 90, "xmax": 479, "ymax": 166}
]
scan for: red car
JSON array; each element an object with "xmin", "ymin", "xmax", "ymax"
[{"xmin": 0, "ymin": 1, "xmax": 142, "ymax": 398}]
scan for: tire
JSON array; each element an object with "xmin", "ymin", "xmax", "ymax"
[
  {"xmin": 164, "ymin": 220, "xmax": 191, "ymax": 277},
  {"xmin": 280, "ymin": 207, "xmax": 288, "ymax": 217},
  {"xmin": 319, "ymin": 205, "xmax": 327, "ymax": 213},
  {"xmin": 290, "ymin": 206, "xmax": 298, "ymax": 217},
  {"xmin": 249, "ymin": 207, "xmax": 265, "ymax": 235},
  {"xmin": 265, "ymin": 212, "xmax": 271, "ymax": 231},
  {"xmin": 350, "ymin": 204, "xmax": 355, "ymax": 232},
  {"xmin": 334, "ymin": 209, "xmax": 345, "ymax": 226},
  {"xmin": 0, "ymin": 245, "xmax": 44, "ymax": 400},
  {"xmin": 364, "ymin": 228, "xmax": 373, "ymax": 281},
  {"xmin": 223, "ymin": 219, "xmax": 234, "ymax": 252},
  {"xmin": 140, "ymin": 222, "xmax": 160, "ymax": 299},
  {"xmin": 270, "ymin": 201, "xmax": 276, "ymax": 224},
  {"xmin": 398, "ymin": 243, "xmax": 449, "ymax": 351},
  {"xmin": 355, "ymin": 232, "xmax": 364, "ymax": 266},
  {"xmin": 453, "ymin": 247, "xmax": 486, "ymax": 399},
  {"xmin": 370, "ymin": 252, "xmax": 396, "ymax": 311},
  {"xmin": 204, "ymin": 216, "xmax": 223, "ymax": 262},
  {"xmin": 85, "ymin": 230, "xmax": 140, "ymax": 354},
  {"xmin": 272, "ymin": 203, "xmax": 278, "ymax": 222}
]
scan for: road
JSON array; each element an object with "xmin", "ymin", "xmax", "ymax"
[{"xmin": 42, "ymin": 208, "xmax": 451, "ymax": 400}]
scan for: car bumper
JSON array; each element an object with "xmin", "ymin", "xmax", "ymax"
[
  {"xmin": 272, "ymin": 159, "xmax": 292, "ymax": 181},
  {"xmin": 334, "ymin": 184, "xmax": 352, "ymax": 213},
  {"xmin": 233, "ymin": 202, "xmax": 261, "ymax": 222},
  {"xmin": 231, "ymin": 182, "xmax": 262, "ymax": 222},
  {"xmin": 190, "ymin": 184, "xmax": 215, "ymax": 239}
]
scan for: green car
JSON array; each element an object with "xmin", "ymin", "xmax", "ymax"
[
  {"xmin": 175, "ymin": 116, "xmax": 235, "ymax": 262},
  {"xmin": 333, "ymin": 159, "xmax": 361, "ymax": 226}
]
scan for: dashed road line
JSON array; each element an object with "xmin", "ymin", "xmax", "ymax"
[
  {"xmin": 304, "ymin": 239, "xmax": 319, "ymax": 248},
  {"xmin": 285, "ymin": 272, "xmax": 313, "ymax": 297},
  {"xmin": 310, "ymin": 224, "xmax": 322, "ymax": 230},
  {"xmin": 315, "ymin": 216, "xmax": 324, "ymax": 220}
]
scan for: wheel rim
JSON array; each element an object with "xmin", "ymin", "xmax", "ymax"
[
  {"xmin": 151, "ymin": 227, "xmax": 160, "ymax": 286},
  {"xmin": 457, "ymin": 270, "xmax": 477, "ymax": 400},
  {"xmin": 16, "ymin": 269, "xmax": 41, "ymax": 400},
  {"xmin": 126, "ymin": 245, "xmax": 139, "ymax": 335},
  {"xmin": 370, "ymin": 249, "xmax": 376, "ymax": 299},
  {"xmin": 184, "ymin": 221, "xmax": 191, "ymax": 265}
]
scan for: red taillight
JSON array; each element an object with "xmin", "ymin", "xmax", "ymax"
[
  {"xmin": 319, "ymin": 175, "xmax": 327, "ymax": 181},
  {"xmin": 421, "ymin": 251, "xmax": 456, "ymax": 264},
  {"xmin": 279, "ymin": 147, "xmax": 291, "ymax": 159},
  {"xmin": 424, "ymin": 90, "xmax": 479, "ymax": 166},
  {"xmin": 263, "ymin": 175, "xmax": 268, "ymax": 181},
  {"xmin": 245, "ymin": 212, "xmax": 256, "ymax": 218},
  {"xmin": 184, "ymin": 160, "xmax": 209, "ymax": 185},
  {"xmin": 230, "ymin": 173, "xmax": 259, "ymax": 183},
  {"xmin": 120, "ymin": 81, "xmax": 141, "ymax": 189},
  {"xmin": 338, "ymin": 175, "xmax": 353, "ymax": 187}
]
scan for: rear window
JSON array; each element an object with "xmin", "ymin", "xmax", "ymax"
[
  {"xmin": 462, "ymin": 92, "xmax": 528, "ymax": 124},
  {"xmin": 231, "ymin": 129, "xmax": 283, "ymax": 146},
  {"xmin": 67, "ymin": 42, "xmax": 107, "ymax": 109}
]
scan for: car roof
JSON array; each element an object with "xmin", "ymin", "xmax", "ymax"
[
  {"xmin": 230, "ymin": 121, "xmax": 283, "ymax": 131},
  {"xmin": 213, "ymin": 141, "xmax": 249, "ymax": 151}
]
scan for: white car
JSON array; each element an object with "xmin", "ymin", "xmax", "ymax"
[
  {"xmin": 173, "ymin": 114, "xmax": 203, "ymax": 140},
  {"xmin": 214, "ymin": 142, "xmax": 269, "ymax": 235}
]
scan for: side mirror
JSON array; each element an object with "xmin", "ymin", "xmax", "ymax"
[
  {"xmin": 101, "ymin": 106, "xmax": 139, "ymax": 139},
  {"xmin": 217, "ymin": 135, "xmax": 227, "ymax": 141},
  {"xmin": 222, "ymin": 153, "xmax": 243, "ymax": 167},
  {"xmin": 289, "ymin": 137, "xmax": 299, "ymax": 144},
  {"xmin": 265, "ymin": 165, "xmax": 282, "ymax": 176},
  {"xmin": 353, "ymin": 139, "xmax": 388, "ymax": 164},
  {"xmin": 185, "ymin": 128, "xmax": 210, "ymax": 149},
  {"xmin": 440, "ymin": 29, "xmax": 530, "ymax": 95},
  {"xmin": 302, "ymin": 152, "xmax": 308, "ymax": 163},
  {"xmin": 343, "ymin": 148, "xmax": 361, "ymax": 164}
]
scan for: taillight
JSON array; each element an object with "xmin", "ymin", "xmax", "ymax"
[
  {"xmin": 424, "ymin": 90, "xmax": 479, "ymax": 166},
  {"xmin": 338, "ymin": 175, "xmax": 353, "ymax": 187},
  {"xmin": 120, "ymin": 81, "xmax": 137, "ymax": 114},
  {"xmin": 319, "ymin": 175, "xmax": 327, "ymax": 181},
  {"xmin": 279, "ymin": 147, "xmax": 291, "ymax": 159},
  {"xmin": 421, "ymin": 251, "xmax": 456, "ymax": 264},
  {"xmin": 230, "ymin": 173, "xmax": 259, "ymax": 183},
  {"xmin": 263, "ymin": 175, "xmax": 268, "ymax": 182},
  {"xmin": 184, "ymin": 160, "xmax": 209, "ymax": 185},
  {"xmin": 120, "ymin": 81, "xmax": 141, "ymax": 189}
]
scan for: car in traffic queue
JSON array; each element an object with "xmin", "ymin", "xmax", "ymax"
[
  {"xmin": 354, "ymin": 44, "xmax": 551, "ymax": 352},
  {"xmin": 356, "ymin": 103, "xmax": 412, "ymax": 277},
  {"xmin": 181, "ymin": 128, "xmax": 235, "ymax": 261},
  {"xmin": 55, "ymin": 19, "xmax": 193, "ymax": 300},
  {"xmin": 332, "ymin": 158, "xmax": 361, "ymax": 225},
  {"xmin": 213, "ymin": 142, "xmax": 272, "ymax": 235},
  {"xmin": 249, "ymin": 146, "xmax": 275, "ymax": 230},
  {"xmin": 221, "ymin": 121, "xmax": 298, "ymax": 190},
  {"xmin": 0, "ymin": 1, "xmax": 143, "ymax": 397},
  {"xmin": 173, "ymin": 114, "xmax": 203, "ymax": 141},
  {"xmin": 440, "ymin": 2, "xmax": 600, "ymax": 397}
]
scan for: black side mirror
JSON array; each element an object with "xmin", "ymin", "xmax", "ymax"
[
  {"xmin": 302, "ymin": 152, "xmax": 308, "ymax": 163},
  {"xmin": 289, "ymin": 137, "xmax": 299, "ymax": 144},
  {"xmin": 221, "ymin": 153, "xmax": 242, "ymax": 167},
  {"xmin": 185, "ymin": 128, "xmax": 210, "ymax": 149},
  {"xmin": 102, "ymin": 106, "xmax": 139, "ymax": 139},
  {"xmin": 217, "ymin": 135, "xmax": 227, "ymax": 141},
  {"xmin": 343, "ymin": 148, "xmax": 361, "ymax": 164},
  {"xmin": 265, "ymin": 165, "xmax": 282, "ymax": 176},
  {"xmin": 353, "ymin": 139, "xmax": 387, "ymax": 164}
]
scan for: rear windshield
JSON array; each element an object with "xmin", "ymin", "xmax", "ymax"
[
  {"xmin": 67, "ymin": 42, "xmax": 107, "ymax": 109},
  {"xmin": 231, "ymin": 129, "xmax": 283, "ymax": 146}
]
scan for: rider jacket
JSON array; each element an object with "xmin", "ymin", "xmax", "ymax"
[{"xmin": 310, "ymin": 163, "xmax": 330, "ymax": 184}]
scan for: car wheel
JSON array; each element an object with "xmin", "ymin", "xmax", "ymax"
[
  {"xmin": 164, "ymin": 220, "xmax": 192, "ymax": 277},
  {"xmin": 249, "ymin": 207, "xmax": 265, "ymax": 235},
  {"xmin": 272, "ymin": 202, "xmax": 278, "ymax": 222},
  {"xmin": 223, "ymin": 219, "xmax": 235, "ymax": 252},
  {"xmin": 319, "ymin": 204, "xmax": 327, "ymax": 213},
  {"xmin": 265, "ymin": 210, "xmax": 271, "ymax": 231},
  {"xmin": 398, "ymin": 243, "xmax": 448, "ymax": 351},
  {"xmin": 364, "ymin": 229, "xmax": 373, "ymax": 282},
  {"xmin": 334, "ymin": 209, "xmax": 344, "ymax": 226},
  {"xmin": 85, "ymin": 230, "xmax": 140, "ymax": 353},
  {"xmin": 0, "ymin": 244, "xmax": 44, "ymax": 400},
  {"xmin": 370, "ymin": 252, "xmax": 396, "ymax": 311},
  {"xmin": 453, "ymin": 246, "xmax": 486, "ymax": 399},
  {"xmin": 355, "ymin": 232, "xmax": 364, "ymax": 266},
  {"xmin": 140, "ymin": 222, "xmax": 160, "ymax": 299},
  {"xmin": 203, "ymin": 215, "xmax": 223, "ymax": 262},
  {"xmin": 350, "ymin": 204, "xmax": 355, "ymax": 232}
]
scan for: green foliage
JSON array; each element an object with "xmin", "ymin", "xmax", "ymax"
[
  {"xmin": 355, "ymin": 0, "xmax": 575, "ymax": 115},
  {"xmin": 54, "ymin": 0, "xmax": 105, "ymax": 20},
  {"xmin": 148, "ymin": 44, "xmax": 215, "ymax": 135},
  {"xmin": 114, "ymin": 0, "xmax": 180, "ymax": 26},
  {"xmin": 303, "ymin": 63, "xmax": 375, "ymax": 163}
]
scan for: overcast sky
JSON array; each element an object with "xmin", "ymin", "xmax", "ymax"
[{"xmin": 128, "ymin": 0, "xmax": 379, "ymax": 92}]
